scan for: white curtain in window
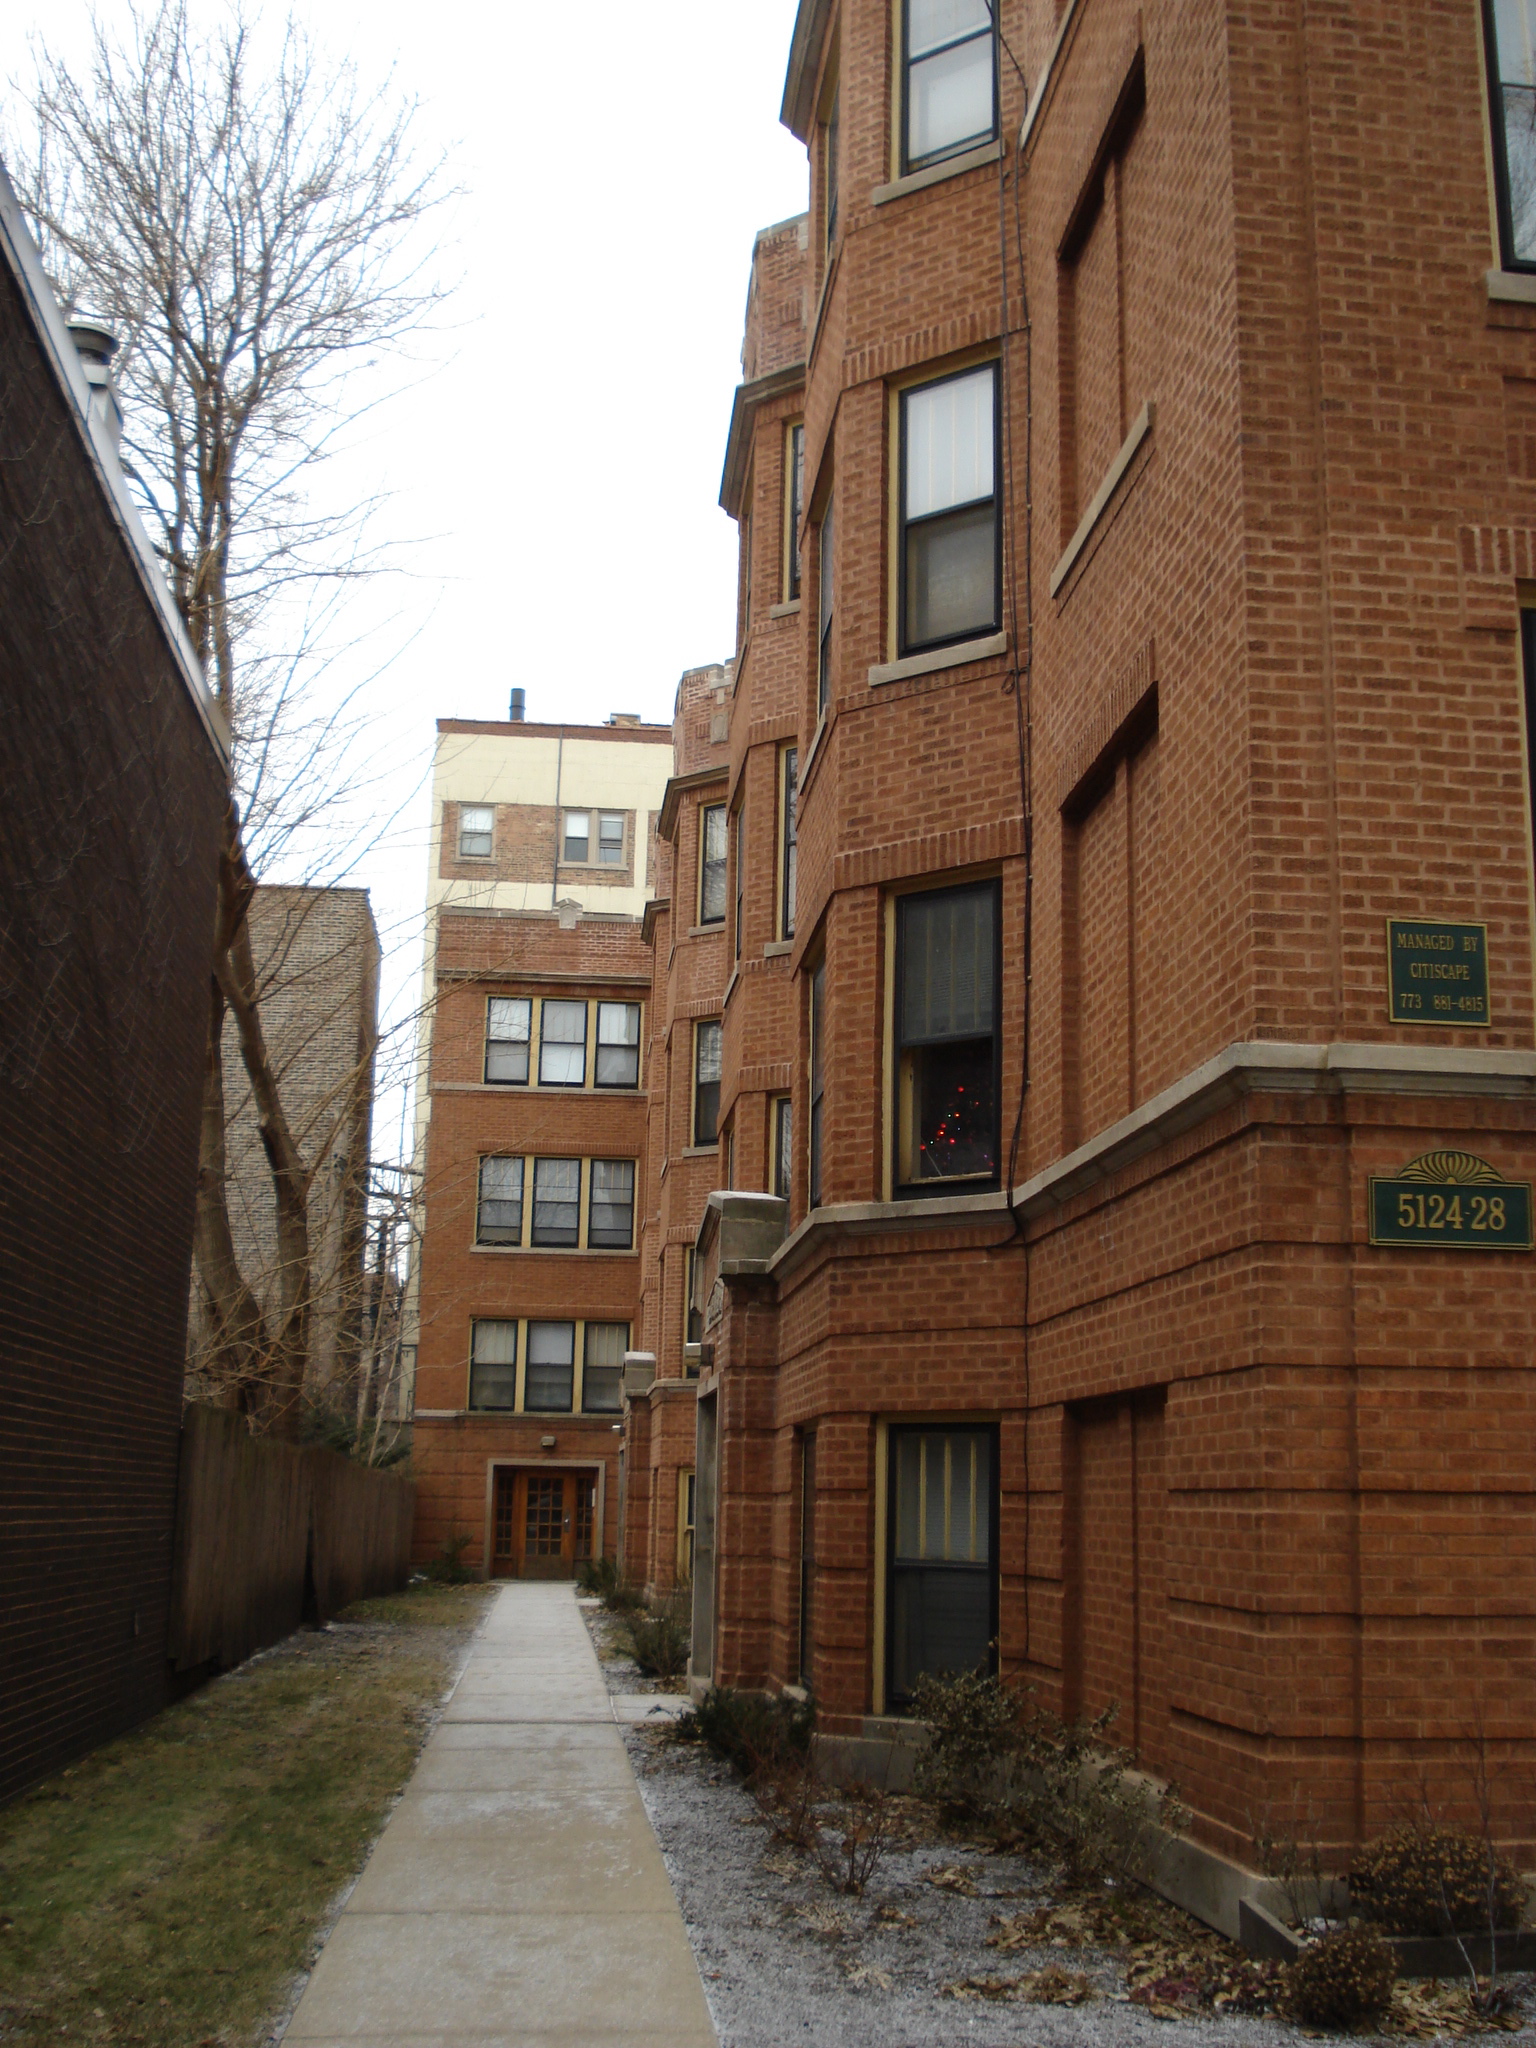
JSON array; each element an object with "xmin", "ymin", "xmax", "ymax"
[
  {"xmin": 906, "ymin": 368, "xmax": 993, "ymax": 520},
  {"xmin": 909, "ymin": 0, "xmax": 990, "ymax": 57},
  {"xmin": 473, "ymin": 1319, "xmax": 518, "ymax": 1364},
  {"xmin": 900, "ymin": 887, "xmax": 994, "ymax": 1043}
]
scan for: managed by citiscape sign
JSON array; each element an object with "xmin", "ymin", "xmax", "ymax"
[{"xmin": 1385, "ymin": 918, "xmax": 1489, "ymax": 1026}]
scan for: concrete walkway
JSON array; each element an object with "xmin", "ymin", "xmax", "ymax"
[{"xmin": 284, "ymin": 1582, "xmax": 716, "ymax": 2048}]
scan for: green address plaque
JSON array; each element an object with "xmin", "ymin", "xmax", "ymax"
[{"xmin": 1368, "ymin": 1151, "xmax": 1533, "ymax": 1251}]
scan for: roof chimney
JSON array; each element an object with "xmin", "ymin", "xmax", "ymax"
[
  {"xmin": 509, "ymin": 688, "xmax": 526, "ymax": 721},
  {"xmin": 66, "ymin": 313, "xmax": 123, "ymax": 453},
  {"xmin": 608, "ymin": 711, "xmax": 640, "ymax": 727}
]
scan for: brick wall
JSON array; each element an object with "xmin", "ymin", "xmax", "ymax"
[{"xmin": 0, "ymin": 247, "xmax": 226, "ymax": 1803}]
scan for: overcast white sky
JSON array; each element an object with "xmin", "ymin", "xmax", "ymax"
[{"xmin": 7, "ymin": 0, "xmax": 810, "ymax": 1159}]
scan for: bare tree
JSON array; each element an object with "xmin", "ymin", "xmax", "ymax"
[{"xmin": 8, "ymin": 0, "xmax": 448, "ymax": 1437}]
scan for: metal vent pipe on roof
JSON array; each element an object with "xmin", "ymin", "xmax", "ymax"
[
  {"xmin": 66, "ymin": 312, "xmax": 123, "ymax": 453},
  {"xmin": 509, "ymin": 687, "xmax": 526, "ymax": 721}
]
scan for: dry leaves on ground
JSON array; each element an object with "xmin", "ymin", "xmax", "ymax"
[
  {"xmin": 925, "ymin": 1863, "xmax": 980, "ymax": 1896},
  {"xmin": 843, "ymin": 1961, "xmax": 893, "ymax": 1991},
  {"xmin": 1385, "ymin": 1979, "xmax": 1525, "ymax": 2039},
  {"xmin": 792, "ymin": 1901, "xmax": 851, "ymax": 1942},
  {"xmin": 943, "ymin": 1965, "xmax": 1093, "ymax": 2005}
]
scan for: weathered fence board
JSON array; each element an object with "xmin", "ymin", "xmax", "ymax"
[{"xmin": 167, "ymin": 1405, "xmax": 414, "ymax": 1671}]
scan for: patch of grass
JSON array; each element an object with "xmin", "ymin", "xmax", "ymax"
[{"xmin": 0, "ymin": 1584, "xmax": 492, "ymax": 2047}]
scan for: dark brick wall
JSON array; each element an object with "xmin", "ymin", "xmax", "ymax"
[{"xmin": 0, "ymin": 257, "xmax": 225, "ymax": 1804}]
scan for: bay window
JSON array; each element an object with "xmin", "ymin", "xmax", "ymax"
[
  {"xmin": 700, "ymin": 805, "xmax": 728, "ymax": 923},
  {"xmin": 694, "ymin": 1020, "xmax": 722, "ymax": 1146},
  {"xmin": 900, "ymin": 363, "xmax": 999, "ymax": 656},
  {"xmin": 1487, "ymin": 0, "xmax": 1536, "ymax": 268},
  {"xmin": 780, "ymin": 746, "xmax": 798, "ymax": 939},
  {"xmin": 817, "ymin": 504, "xmax": 835, "ymax": 715},
  {"xmin": 894, "ymin": 879, "xmax": 1000, "ymax": 1194},
  {"xmin": 809, "ymin": 960, "xmax": 825, "ymax": 1208},
  {"xmin": 903, "ymin": 0, "xmax": 997, "ymax": 173},
  {"xmin": 786, "ymin": 421, "xmax": 805, "ymax": 600}
]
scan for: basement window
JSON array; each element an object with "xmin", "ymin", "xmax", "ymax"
[
  {"xmin": 904, "ymin": 0, "xmax": 997, "ymax": 173},
  {"xmin": 1487, "ymin": 0, "xmax": 1536, "ymax": 269},
  {"xmin": 485, "ymin": 998, "xmax": 531, "ymax": 1085},
  {"xmin": 900, "ymin": 363, "xmax": 999, "ymax": 657},
  {"xmin": 893, "ymin": 879, "xmax": 1000, "ymax": 1195}
]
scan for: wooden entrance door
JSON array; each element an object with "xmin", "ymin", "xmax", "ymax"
[{"xmin": 491, "ymin": 1469, "xmax": 598, "ymax": 1580}]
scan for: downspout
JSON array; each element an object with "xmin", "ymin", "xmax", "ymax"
[{"xmin": 551, "ymin": 731, "xmax": 564, "ymax": 908}]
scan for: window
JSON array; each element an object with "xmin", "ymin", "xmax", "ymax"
[
  {"xmin": 539, "ymin": 999, "xmax": 587, "ymax": 1085},
  {"xmin": 477, "ymin": 1156, "xmax": 524, "ymax": 1245},
  {"xmin": 485, "ymin": 997, "xmax": 531, "ymax": 1084},
  {"xmin": 895, "ymin": 879, "xmax": 1000, "ymax": 1193},
  {"xmin": 888, "ymin": 1425, "xmax": 996, "ymax": 1704},
  {"xmin": 531, "ymin": 1157, "xmax": 581, "ymax": 1247},
  {"xmin": 780, "ymin": 746, "xmax": 798, "ymax": 939},
  {"xmin": 809, "ymin": 959, "xmax": 825, "ymax": 1208},
  {"xmin": 562, "ymin": 810, "xmax": 590, "ymax": 863},
  {"xmin": 693, "ymin": 1020, "xmax": 722, "ymax": 1146},
  {"xmin": 583, "ymin": 1322, "xmax": 627, "ymax": 1413},
  {"xmin": 598, "ymin": 812, "xmax": 625, "ymax": 865},
  {"xmin": 588, "ymin": 1159, "xmax": 635, "ymax": 1249},
  {"xmin": 734, "ymin": 805, "xmax": 746, "ymax": 961},
  {"xmin": 469, "ymin": 1319, "xmax": 518, "ymax": 1409},
  {"xmin": 786, "ymin": 421, "xmax": 805, "ymax": 600},
  {"xmin": 525, "ymin": 1321, "xmax": 575, "ymax": 1412},
  {"xmin": 700, "ymin": 804, "xmax": 728, "ymax": 923},
  {"xmin": 900, "ymin": 363, "xmax": 999, "ymax": 655},
  {"xmin": 678, "ymin": 1469, "xmax": 697, "ymax": 1580},
  {"xmin": 903, "ymin": 0, "xmax": 997, "ymax": 174},
  {"xmin": 684, "ymin": 1246, "xmax": 703, "ymax": 1350},
  {"xmin": 458, "ymin": 804, "xmax": 493, "ymax": 858},
  {"xmin": 595, "ymin": 1002, "xmax": 641, "ymax": 1087},
  {"xmin": 817, "ymin": 503, "xmax": 834, "ymax": 716},
  {"xmin": 1488, "ymin": 0, "xmax": 1536, "ymax": 268},
  {"xmin": 825, "ymin": 88, "xmax": 841, "ymax": 250},
  {"xmin": 772, "ymin": 1095, "xmax": 792, "ymax": 1201}
]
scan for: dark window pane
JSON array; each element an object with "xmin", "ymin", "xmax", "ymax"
[
  {"xmin": 889, "ymin": 1428, "xmax": 994, "ymax": 1700},
  {"xmin": 774, "ymin": 1096, "xmax": 792, "ymax": 1201},
  {"xmin": 531, "ymin": 1157, "xmax": 581, "ymax": 1246},
  {"xmin": 781, "ymin": 748, "xmax": 798, "ymax": 939},
  {"xmin": 905, "ymin": 500, "xmax": 997, "ymax": 650},
  {"xmin": 694, "ymin": 1021, "xmax": 722, "ymax": 1146},
  {"xmin": 598, "ymin": 812, "xmax": 625, "ymax": 865},
  {"xmin": 906, "ymin": 1037, "xmax": 996, "ymax": 1183},
  {"xmin": 470, "ymin": 1320, "xmax": 518, "ymax": 1410},
  {"xmin": 897, "ymin": 884, "xmax": 998, "ymax": 1188},
  {"xmin": 583, "ymin": 1322, "xmax": 627, "ymax": 1413},
  {"xmin": 900, "ymin": 886, "xmax": 995, "ymax": 1043},
  {"xmin": 788, "ymin": 423, "xmax": 805, "ymax": 600},
  {"xmin": 525, "ymin": 1321, "xmax": 574, "ymax": 1411}
]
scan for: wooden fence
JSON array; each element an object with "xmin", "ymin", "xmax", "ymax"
[{"xmin": 167, "ymin": 1403, "xmax": 415, "ymax": 1671}]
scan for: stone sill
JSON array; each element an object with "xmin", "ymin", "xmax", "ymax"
[
  {"xmin": 762, "ymin": 939, "xmax": 793, "ymax": 958},
  {"xmin": 680, "ymin": 1145, "xmax": 720, "ymax": 1160},
  {"xmin": 687, "ymin": 922, "xmax": 726, "ymax": 939},
  {"xmin": 871, "ymin": 137, "xmax": 1003, "ymax": 207},
  {"xmin": 868, "ymin": 630, "xmax": 1007, "ymax": 688},
  {"xmin": 1050, "ymin": 398, "xmax": 1155, "ymax": 597},
  {"xmin": 1487, "ymin": 267, "xmax": 1536, "ymax": 305},
  {"xmin": 767, "ymin": 599, "xmax": 802, "ymax": 619},
  {"xmin": 468, "ymin": 1244, "xmax": 639, "ymax": 1259}
]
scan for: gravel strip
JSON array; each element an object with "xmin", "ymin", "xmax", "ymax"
[{"xmin": 622, "ymin": 1726, "xmax": 1536, "ymax": 2048}]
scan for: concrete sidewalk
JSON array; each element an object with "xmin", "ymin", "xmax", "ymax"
[{"xmin": 284, "ymin": 1581, "xmax": 716, "ymax": 2048}]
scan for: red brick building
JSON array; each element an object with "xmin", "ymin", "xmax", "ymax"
[
  {"xmin": 409, "ymin": 711, "xmax": 671, "ymax": 1577},
  {"xmin": 620, "ymin": 0, "xmax": 1536, "ymax": 1897}
]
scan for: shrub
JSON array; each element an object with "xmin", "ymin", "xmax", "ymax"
[
  {"xmin": 423, "ymin": 1533, "xmax": 473, "ymax": 1584},
  {"xmin": 575, "ymin": 1555, "xmax": 643, "ymax": 1611},
  {"xmin": 910, "ymin": 1671, "xmax": 1186, "ymax": 1886},
  {"xmin": 1282, "ymin": 1925, "xmax": 1395, "ymax": 2030},
  {"xmin": 676, "ymin": 1685, "xmax": 813, "ymax": 1781},
  {"xmin": 623, "ymin": 1589, "xmax": 691, "ymax": 1679},
  {"xmin": 1350, "ymin": 1823, "xmax": 1525, "ymax": 1938}
]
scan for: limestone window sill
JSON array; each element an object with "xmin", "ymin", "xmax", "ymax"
[
  {"xmin": 868, "ymin": 630, "xmax": 1008, "ymax": 688},
  {"xmin": 1487, "ymin": 268, "xmax": 1536, "ymax": 305},
  {"xmin": 468, "ymin": 1244, "xmax": 639, "ymax": 1258},
  {"xmin": 681, "ymin": 1145, "xmax": 720, "ymax": 1160},
  {"xmin": 767, "ymin": 599, "xmax": 802, "ymax": 619},
  {"xmin": 871, "ymin": 138, "xmax": 1003, "ymax": 207},
  {"xmin": 1050, "ymin": 398, "xmax": 1155, "ymax": 598},
  {"xmin": 762, "ymin": 939, "xmax": 793, "ymax": 958},
  {"xmin": 687, "ymin": 922, "xmax": 726, "ymax": 939}
]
